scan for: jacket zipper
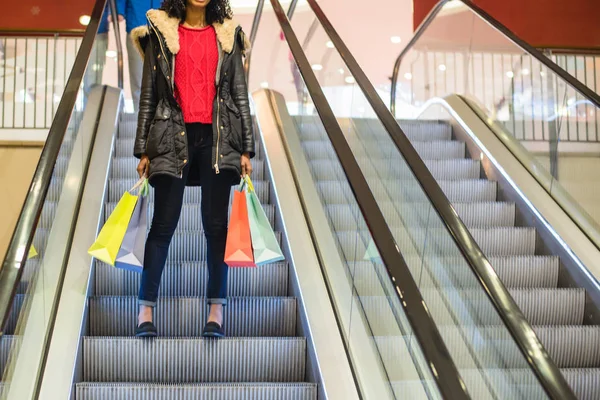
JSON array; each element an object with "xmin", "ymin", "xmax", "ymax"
[
  {"xmin": 215, "ymin": 88, "xmax": 221, "ymax": 174},
  {"xmin": 149, "ymin": 19, "xmax": 172, "ymax": 90}
]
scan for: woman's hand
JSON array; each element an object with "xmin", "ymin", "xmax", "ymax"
[
  {"xmin": 137, "ymin": 155, "xmax": 150, "ymax": 178},
  {"xmin": 241, "ymin": 152, "xmax": 252, "ymax": 177}
]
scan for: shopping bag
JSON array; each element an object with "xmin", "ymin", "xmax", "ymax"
[
  {"xmin": 363, "ymin": 239, "xmax": 381, "ymax": 262},
  {"xmin": 224, "ymin": 178, "xmax": 255, "ymax": 267},
  {"xmin": 245, "ymin": 176, "xmax": 284, "ymax": 266},
  {"xmin": 115, "ymin": 179, "xmax": 149, "ymax": 273},
  {"xmin": 28, "ymin": 245, "xmax": 38, "ymax": 259},
  {"xmin": 88, "ymin": 178, "xmax": 144, "ymax": 266}
]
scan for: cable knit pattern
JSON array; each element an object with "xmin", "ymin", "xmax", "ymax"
[{"xmin": 175, "ymin": 25, "xmax": 218, "ymax": 123}]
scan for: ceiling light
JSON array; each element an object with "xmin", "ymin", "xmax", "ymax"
[
  {"xmin": 260, "ymin": 81, "xmax": 269, "ymax": 88},
  {"xmin": 506, "ymin": 71, "xmax": 514, "ymax": 78},
  {"xmin": 390, "ymin": 36, "xmax": 402, "ymax": 44},
  {"xmin": 345, "ymin": 76, "xmax": 355, "ymax": 84},
  {"xmin": 105, "ymin": 50, "xmax": 117, "ymax": 58},
  {"xmin": 404, "ymin": 72, "xmax": 412, "ymax": 80},
  {"xmin": 326, "ymin": 41, "xmax": 334, "ymax": 49},
  {"xmin": 521, "ymin": 68, "xmax": 530, "ymax": 75},
  {"xmin": 79, "ymin": 15, "xmax": 91, "ymax": 26},
  {"xmin": 338, "ymin": 68, "xmax": 344, "ymax": 75},
  {"xmin": 312, "ymin": 64, "xmax": 323, "ymax": 71},
  {"xmin": 540, "ymin": 70, "xmax": 546, "ymax": 77},
  {"xmin": 438, "ymin": 64, "xmax": 447, "ymax": 71}
]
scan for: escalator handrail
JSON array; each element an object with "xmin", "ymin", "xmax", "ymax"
[
  {"xmin": 0, "ymin": 0, "xmax": 118, "ymax": 335},
  {"xmin": 390, "ymin": 0, "xmax": 600, "ymax": 116},
  {"xmin": 269, "ymin": 0, "xmax": 470, "ymax": 398},
  {"xmin": 304, "ymin": 0, "xmax": 576, "ymax": 398}
]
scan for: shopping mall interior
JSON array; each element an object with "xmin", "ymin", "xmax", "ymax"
[{"xmin": 0, "ymin": 0, "xmax": 599, "ymax": 399}]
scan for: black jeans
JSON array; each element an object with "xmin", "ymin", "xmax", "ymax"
[{"xmin": 139, "ymin": 123, "xmax": 231, "ymax": 307}]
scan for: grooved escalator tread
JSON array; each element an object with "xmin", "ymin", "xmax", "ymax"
[
  {"xmin": 89, "ymin": 296, "xmax": 297, "ymax": 337},
  {"xmin": 83, "ymin": 337, "xmax": 307, "ymax": 383},
  {"xmin": 75, "ymin": 382, "xmax": 318, "ymax": 400}
]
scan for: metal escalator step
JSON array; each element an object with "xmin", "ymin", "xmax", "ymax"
[
  {"xmin": 315, "ymin": 179, "xmax": 497, "ymax": 204},
  {"xmin": 83, "ymin": 337, "xmax": 306, "ymax": 382},
  {"xmin": 336, "ymin": 226, "xmax": 535, "ymax": 263},
  {"xmin": 511, "ymin": 288, "xmax": 585, "ymax": 325},
  {"xmin": 0, "ymin": 336, "xmax": 19, "ymax": 373},
  {"xmin": 108, "ymin": 230, "xmax": 281, "ymax": 262},
  {"xmin": 75, "ymin": 382, "xmax": 318, "ymax": 400},
  {"xmin": 108, "ymin": 179, "xmax": 270, "ymax": 204},
  {"xmin": 95, "ymin": 261, "xmax": 288, "ymax": 297},
  {"xmin": 4, "ymin": 295, "xmax": 25, "ymax": 335},
  {"xmin": 468, "ymin": 227, "xmax": 536, "ymax": 256},
  {"xmin": 413, "ymin": 287, "xmax": 584, "ymax": 327},
  {"xmin": 397, "ymin": 119, "xmax": 453, "ymax": 141},
  {"xmin": 37, "ymin": 201, "xmax": 58, "ymax": 229},
  {"xmin": 561, "ymin": 369, "xmax": 600, "ymax": 400},
  {"xmin": 310, "ymin": 159, "xmax": 480, "ymax": 182},
  {"xmin": 533, "ymin": 326, "xmax": 600, "ymax": 368},
  {"xmin": 489, "ymin": 256, "xmax": 560, "ymax": 288},
  {"xmin": 301, "ymin": 140, "xmax": 465, "ymax": 161},
  {"xmin": 111, "ymin": 157, "xmax": 266, "ymax": 181},
  {"xmin": 427, "ymin": 256, "xmax": 560, "ymax": 289},
  {"xmin": 104, "ymin": 202, "xmax": 276, "ymax": 230},
  {"xmin": 452, "ymin": 202, "xmax": 515, "ymax": 227},
  {"xmin": 89, "ymin": 296, "xmax": 296, "ymax": 337},
  {"xmin": 17, "ymin": 259, "xmax": 40, "ymax": 294}
]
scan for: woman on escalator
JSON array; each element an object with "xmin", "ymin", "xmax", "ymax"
[{"xmin": 130, "ymin": 0, "xmax": 253, "ymax": 337}]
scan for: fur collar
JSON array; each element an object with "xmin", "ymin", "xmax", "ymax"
[{"xmin": 130, "ymin": 9, "xmax": 250, "ymax": 59}]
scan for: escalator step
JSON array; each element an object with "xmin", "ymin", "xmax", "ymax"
[
  {"xmin": 511, "ymin": 288, "xmax": 586, "ymax": 325},
  {"xmin": 108, "ymin": 179, "xmax": 270, "ymax": 204},
  {"xmin": 104, "ymin": 202, "xmax": 276, "ymax": 230},
  {"xmin": 75, "ymin": 382, "xmax": 318, "ymax": 400},
  {"xmin": 309, "ymin": 158, "xmax": 480, "ymax": 181},
  {"xmin": 89, "ymin": 296, "xmax": 297, "ymax": 337},
  {"xmin": 301, "ymin": 140, "xmax": 465, "ymax": 161},
  {"xmin": 83, "ymin": 337, "xmax": 306, "ymax": 383},
  {"xmin": 316, "ymin": 179, "xmax": 497, "ymax": 204},
  {"xmin": 92, "ymin": 230, "xmax": 281, "ymax": 262},
  {"xmin": 0, "ymin": 336, "xmax": 19, "ymax": 373},
  {"xmin": 95, "ymin": 261, "xmax": 288, "ymax": 297},
  {"xmin": 110, "ymin": 157, "xmax": 266, "ymax": 181}
]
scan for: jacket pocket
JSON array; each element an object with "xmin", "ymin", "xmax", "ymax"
[
  {"xmin": 146, "ymin": 106, "xmax": 172, "ymax": 158},
  {"xmin": 225, "ymin": 99, "xmax": 243, "ymax": 152}
]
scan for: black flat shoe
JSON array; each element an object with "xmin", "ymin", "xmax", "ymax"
[
  {"xmin": 135, "ymin": 321, "xmax": 158, "ymax": 337},
  {"xmin": 202, "ymin": 321, "xmax": 225, "ymax": 338}
]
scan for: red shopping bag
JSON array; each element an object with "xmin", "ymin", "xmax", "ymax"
[{"xmin": 224, "ymin": 180, "xmax": 256, "ymax": 267}]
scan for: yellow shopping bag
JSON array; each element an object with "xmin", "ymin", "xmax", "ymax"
[
  {"xmin": 88, "ymin": 178, "xmax": 145, "ymax": 266},
  {"xmin": 28, "ymin": 245, "xmax": 38, "ymax": 259}
]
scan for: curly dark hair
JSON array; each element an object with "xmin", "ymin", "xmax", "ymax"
[{"xmin": 161, "ymin": 0, "xmax": 233, "ymax": 25}]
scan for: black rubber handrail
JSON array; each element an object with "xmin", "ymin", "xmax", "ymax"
[
  {"xmin": 390, "ymin": 0, "xmax": 600, "ymax": 115},
  {"xmin": 269, "ymin": 0, "xmax": 470, "ymax": 398},
  {"xmin": 306, "ymin": 0, "xmax": 576, "ymax": 398},
  {"xmin": 0, "ymin": 0, "xmax": 112, "ymax": 335}
]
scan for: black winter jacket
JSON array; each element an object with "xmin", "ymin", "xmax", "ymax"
[{"xmin": 131, "ymin": 9, "xmax": 254, "ymax": 186}]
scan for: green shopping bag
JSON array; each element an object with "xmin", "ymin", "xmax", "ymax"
[
  {"xmin": 363, "ymin": 239, "xmax": 381, "ymax": 262},
  {"xmin": 245, "ymin": 176, "xmax": 284, "ymax": 266},
  {"xmin": 88, "ymin": 178, "xmax": 144, "ymax": 266}
]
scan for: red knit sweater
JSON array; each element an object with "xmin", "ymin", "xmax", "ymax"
[{"xmin": 175, "ymin": 24, "xmax": 218, "ymax": 124}]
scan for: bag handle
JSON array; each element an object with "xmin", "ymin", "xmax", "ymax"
[
  {"xmin": 129, "ymin": 177, "xmax": 149, "ymax": 196},
  {"xmin": 244, "ymin": 175, "xmax": 255, "ymax": 193},
  {"xmin": 237, "ymin": 177, "xmax": 247, "ymax": 193}
]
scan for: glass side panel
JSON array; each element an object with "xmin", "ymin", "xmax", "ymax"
[
  {"xmin": 250, "ymin": 5, "xmax": 442, "ymax": 399},
  {"xmin": 392, "ymin": 0, "xmax": 600, "ymax": 248},
  {"xmin": 290, "ymin": 3, "xmax": 550, "ymax": 399},
  {"xmin": 0, "ymin": 4, "xmax": 113, "ymax": 398}
]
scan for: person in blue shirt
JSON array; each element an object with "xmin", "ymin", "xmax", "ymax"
[{"xmin": 115, "ymin": 0, "xmax": 163, "ymax": 113}]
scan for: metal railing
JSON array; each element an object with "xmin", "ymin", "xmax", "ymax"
[
  {"xmin": 390, "ymin": 0, "xmax": 600, "ymax": 143},
  {"xmin": 0, "ymin": 0, "xmax": 122, "ymax": 379}
]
